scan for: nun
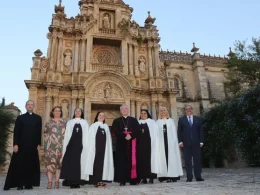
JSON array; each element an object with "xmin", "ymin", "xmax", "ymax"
[
  {"xmin": 85, "ymin": 112, "xmax": 114, "ymax": 188},
  {"xmin": 137, "ymin": 109, "xmax": 159, "ymax": 184},
  {"xmin": 60, "ymin": 108, "xmax": 89, "ymax": 188},
  {"xmin": 156, "ymin": 106, "xmax": 183, "ymax": 182}
]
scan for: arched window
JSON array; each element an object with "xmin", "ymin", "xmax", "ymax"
[{"xmin": 174, "ymin": 78, "xmax": 179, "ymax": 89}]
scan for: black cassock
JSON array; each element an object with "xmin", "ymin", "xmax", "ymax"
[
  {"xmin": 4, "ymin": 112, "xmax": 42, "ymax": 190},
  {"xmin": 60, "ymin": 123, "xmax": 84, "ymax": 186},
  {"xmin": 137, "ymin": 123, "xmax": 153, "ymax": 180},
  {"xmin": 89, "ymin": 126, "xmax": 106, "ymax": 185},
  {"xmin": 112, "ymin": 116, "xmax": 139, "ymax": 184}
]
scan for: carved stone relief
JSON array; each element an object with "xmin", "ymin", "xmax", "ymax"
[
  {"xmin": 138, "ymin": 56, "xmax": 146, "ymax": 73},
  {"xmin": 91, "ymin": 82, "xmax": 124, "ymax": 103},
  {"xmin": 64, "ymin": 49, "xmax": 72, "ymax": 66},
  {"xmin": 92, "ymin": 45, "xmax": 120, "ymax": 65},
  {"xmin": 36, "ymin": 97, "xmax": 45, "ymax": 117}
]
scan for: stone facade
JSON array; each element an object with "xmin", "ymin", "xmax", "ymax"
[{"xmin": 25, "ymin": 0, "xmax": 228, "ymax": 131}]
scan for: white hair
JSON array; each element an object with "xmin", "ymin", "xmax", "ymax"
[{"xmin": 120, "ymin": 104, "xmax": 128, "ymax": 110}]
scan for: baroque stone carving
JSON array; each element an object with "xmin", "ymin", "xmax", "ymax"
[
  {"xmin": 138, "ymin": 56, "xmax": 146, "ymax": 73},
  {"xmin": 41, "ymin": 57, "xmax": 49, "ymax": 69},
  {"xmin": 92, "ymin": 82, "xmax": 124, "ymax": 101},
  {"xmin": 65, "ymin": 41, "xmax": 73, "ymax": 48},
  {"xmin": 36, "ymin": 97, "xmax": 45, "ymax": 117},
  {"xmin": 102, "ymin": 13, "xmax": 111, "ymax": 29},
  {"xmin": 64, "ymin": 49, "xmax": 72, "ymax": 66},
  {"xmin": 80, "ymin": 76, "xmax": 88, "ymax": 84},
  {"xmin": 93, "ymin": 45, "xmax": 120, "ymax": 65},
  {"xmin": 61, "ymin": 99, "xmax": 70, "ymax": 119}
]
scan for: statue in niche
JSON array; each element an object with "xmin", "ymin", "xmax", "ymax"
[
  {"xmin": 64, "ymin": 49, "xmax": 72, "ymax": 66},
  {"xmin": 103, "ymin": 13, "xmax": 111, "ymax": 29},
  {"xmin": 138, "ymin": 56, "xmax": 146, "ymax": 73},
  {"xmin": 104, "ymin": 84, "xmax": 111, "ymax": 98},
  {"xmin": 61, "ymin": 101, "xmax": 69, "ymax": 118}
]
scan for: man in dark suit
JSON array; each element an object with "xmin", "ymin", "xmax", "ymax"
[{"xmin": 177, "ymin": 105, "xmax": 204, "ymax": 182}]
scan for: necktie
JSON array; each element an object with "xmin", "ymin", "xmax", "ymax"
[{"xmin": 188, "ymin": 116, "xmax": 192, "ymax": 127}]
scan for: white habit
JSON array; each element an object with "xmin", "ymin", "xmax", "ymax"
[
  {"xmin": 85, "ymin": 122, "xmax": 114, "ymax": 181},
  {"xmin": 156, "ymin": 118, "xmax": 183, "ymax": 177},
  {"xmin": 139, "ymin": 118, "xmax": 159, "ymax": 174},
  {"xmin": 62, "ymin": 118, "xmax": 89, "ymax": 180}
]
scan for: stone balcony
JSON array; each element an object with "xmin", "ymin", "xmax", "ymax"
[
  {"xmin": 99, "ymin": 28, "xmax": 116, "ymax": 35},
  {"xmin": 92, "ymin": 63, "xmax": 123, "ymax": 73}
]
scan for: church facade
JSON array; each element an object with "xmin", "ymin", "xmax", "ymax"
[{"xmin": 25, "ymin": 0, "xmax": 228, "ymax": 129}]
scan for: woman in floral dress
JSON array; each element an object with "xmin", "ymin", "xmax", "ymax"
[{"xmin": 44, "ymin": 106, "xmax": 66, "ymax": 189}]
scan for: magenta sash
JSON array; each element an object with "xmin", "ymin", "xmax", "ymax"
[{"xmin": 124, "ymin": 131, "xmax": 137, "ymax": 179}]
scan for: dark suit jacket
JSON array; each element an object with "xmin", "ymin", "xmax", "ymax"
[{"xmin": 177, "ymin": 115, "xmax": 204, "ymax": 146}]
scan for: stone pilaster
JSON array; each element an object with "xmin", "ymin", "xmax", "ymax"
[
  {"xmin": 78, "ymin": 97, "xmax": 84, "ymax": 109},
  {"xmin": 154, "ymin": 45, "xmax": 160, "ymax": 77},
  {"xmin": 86, "ymin": 36, "xmax": 93, "ymax": 72},
  {"xmin": 50, "ymin": 32, "xmax": 58, "ymax": 70},
  {"xmin": 148, "ymin": 42, "xmax": 153, "ymax": 77},
  {"xmin": 135, "ymin": 101, "xmax": 141, "ymax": 119},
  {"xmin": 122, "ymin": 40, "xmax": 128, "ymax": 75},
  {"xmin": 151, "ymin": 101, "xmax": 157, "ymax": 120},
  {"xmin": 56, "ymin": 32, "xmax": 63, "ymax": 71},
  {"xmin": 71, "ymin": 97, "xmax": 77, "ymax": 118},
  {"xmin": 130, "ymin": 99, "xmax": 135, "ymax": 117},
  {"xmin": 80, "ymin": 38, "xmax": 86, "ymax": 72},
  {"xmin": 128, "ymin": 43, "xmax": 134, "ymax": 75},
  {"xmin": 45, "ymin": 93, "xmax": 52, "ymax": 123},
  {"xmin": 74, "ymin": 37, "xmax": 80, "ymax": 72},
  {"xmin": 47, "ymin": 33, "xmax": 52, "ymax": 58},
  {"xmin": 169, "ymin": 91, "xmax": 178, "ymax": 124},
  {"xmin": 134, "ymin": 44, "xmax": 140, "ymax": 77},
  {"xmin": 28, "ymin": 84, "xmax": 38, "ymax": 105}
]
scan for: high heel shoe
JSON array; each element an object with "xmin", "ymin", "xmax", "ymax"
[
  {"xmin": 55, "ymin": 181, "xmax": 59, "ymax": 189},
  {"xmin": 47, "ymin": 182, "xmax": 52, "ymax": 189}
]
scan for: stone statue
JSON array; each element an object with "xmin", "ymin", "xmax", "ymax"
[
  {"xmin": 139, "ymin": 57, "xmax": 146, "ymax": 73},
  {"xmin": 103, "ymin": 13, "xmax": 110, "ymax": 29},
  {"xmin": 64, "ymin": 49, "xmax": 72, "ymax": 66},
  {"xmin": 104, "ymin": 84, "xmax": 111, "ymax": 98},
  {"xmin": 62, "ymin": 101, "xmax": 69, "ymax": 118}
]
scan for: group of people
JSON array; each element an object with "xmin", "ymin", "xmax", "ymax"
[{"xmin": 3, "ymin": 100, "xmax": 204, "ymax": 191}]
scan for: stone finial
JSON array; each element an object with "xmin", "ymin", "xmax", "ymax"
[
  {"xmin": 191, "ymin": 42, "xmax": 199, "ymax": 53},
  {"xmin": 227, "ymin": 47, "xmax": 235, "ymax": 57},
  {"xmin": 34, "ymin": 49, "xmax": 43, "ymax": 57},
  {"xmin": 145, "ymin": 11, "xmax": 156, "ymax": 25},
  {"xmin": 55, "ymin": 0, "xmax": 64, "ymax": 13}
]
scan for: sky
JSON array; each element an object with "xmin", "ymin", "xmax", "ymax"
[{"xmin": 0, "ymin": 0, "xmax": 259, "ymax": 113}]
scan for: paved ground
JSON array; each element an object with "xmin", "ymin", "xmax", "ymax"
[{"xmin": 0, "ymin": 168, "xmax": 260, "ymax": 195}]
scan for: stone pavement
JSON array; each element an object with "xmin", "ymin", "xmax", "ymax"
[{"xmin": 0, "ymin": 168, "xmax": 260, "ymax": 195}]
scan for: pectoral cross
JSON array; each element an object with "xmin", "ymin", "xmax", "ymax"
[
  {"xmin": 76, "ymin": 127, "xmax": 79, "ymax": 132},
  {"xmin": 142, "ymin": 129, "xmax": 144, "ymax": 133},
  {"xmin": 102, "ymin": 130, "xmax": 104, "ymax": 135},
  {"xmin": 163, "ymin": 128, "xmax": 166, "ymax": 133}
]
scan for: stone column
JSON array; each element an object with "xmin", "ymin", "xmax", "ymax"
[
  {"xmin": 152, "ymin": 101, "xmax": 157, "ymax": 120},
  {"xmin": 74, "ymin": 38, "xmax": 80, "ymax": 72},
  {"xmin": 78, "ymin": 97, "xmax": 84, "ymax": 109},
  {"xmin": 86, "ymin": 36, "xmax": 93, "ymax": 72},
  {"xmin": 154, "ymin": 45, "xmax": 160, "ymax": 77},
  {"xmin": 128, "ymin": 44, "xmax": 134, "ymax": 75},
  {"xmin": 135, "ymin": 101, "xmax": 141, "ymax": 119},
  {"xmin": 56, "ymin": 32, "xmax": 63, "ymax": 71},
  {"xmin": 134, "ymin": 44, "xmax": 140, "ymax": 77},
  {"xmin": 50, "ymin": 33, "xmax": 57, "ymax": 70},
  {"xmin": 130, "ymin": 99, "xmax": 135, "ymax": 117},
  {"xmin": 169, "ymin": 92, "xmax": 178, "ymax": 124},
  {"xmin": 80, "ymin": 38, "xmax": 86, "ymax": 72},
  {"xmin": 71, "ymin": 98, "xmax": 77, "ymax": 118},
  {"xmin": 148, "ymin": 45, "xmax": 153, "ymax": 77},
  {"xmin": 53, "ymin": 96, "xmax": 59, "ymax": 107},
  {"xmin": 122, "ymin": 40, "xmax": 128, "ymax": 75},
  {"xmin": 84, "ymin": 97, "xmax": 91, "ymax": 123},
  {"xmin": 47, "ymin": 33, "xmax": 52, "ymax": 58},
  {"xmin": 45, "ymin": 96, "xmax": 52, "ymax": 123}
]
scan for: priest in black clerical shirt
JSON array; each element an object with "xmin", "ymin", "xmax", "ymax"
[
  {"xmin": 4, "ymin": 100, "xmax": 42, "ymax": 191},
  {"xmin": 112, "ymin": 104, "xmax": 139, "ymax": 186}
]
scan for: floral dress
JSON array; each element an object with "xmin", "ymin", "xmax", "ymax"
[{"xmin": 44, "ymin": 119, "xmax": 66, "ymax": 173}]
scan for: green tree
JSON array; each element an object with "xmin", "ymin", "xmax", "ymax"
[
  {"xmin": 0, "ymin": 108, "xmax": 14, "ymax": 166},
  {"xmin": 225, "ymin": 37, "xmax": 260, "ymax": 96}
]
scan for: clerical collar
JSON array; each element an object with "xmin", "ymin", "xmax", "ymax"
[
  {"xmin": 27, "ymin": 112, "xmax": 33, "ymax": 115},
  {"xmin": 122, "ymin": 116, "xmax": 128, "ymax": 119}
]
